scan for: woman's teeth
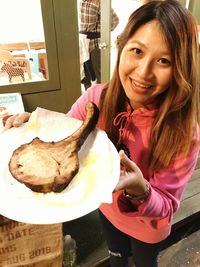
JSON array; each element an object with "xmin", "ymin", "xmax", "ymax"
[{"xmin": 134, "ymin": 81, "xmax": 151, "ymax": 88}]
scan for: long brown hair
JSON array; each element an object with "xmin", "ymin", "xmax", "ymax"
[{"xmin": 99, "ymin": 0, "xmax": 200, "ymax": 170}]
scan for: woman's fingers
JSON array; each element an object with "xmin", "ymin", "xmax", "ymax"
[
  {"xmin": 3, "ymin": 115, "xmax": 16, "ymax": 129},
  {"xmin": 4, "ymin": 112, "xmax": 31, "ymax": 129},
  {"xmin": 12, "ymin": 112, "xmax": 30, "ymax": 126},
  {"xmin": 119, "ymin": 150, "xmax": 137, "ymax": 171},
  {"xmin": 115, "ymin": 150, "xmax": 146, "ymax": 193}
]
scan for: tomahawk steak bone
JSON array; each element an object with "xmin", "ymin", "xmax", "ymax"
[{"xmin": 9, "ymin": 102, "xmax": 99, "ymax": 193}]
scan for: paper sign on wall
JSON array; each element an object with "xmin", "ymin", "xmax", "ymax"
[{"xmin": 0, "ymin": 93, "xmax": 24, "ymax": 133}]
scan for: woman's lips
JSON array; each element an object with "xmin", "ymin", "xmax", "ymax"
[{"xmin": 131, "ymin": 79, "xmax": 152, "ymax": 94}]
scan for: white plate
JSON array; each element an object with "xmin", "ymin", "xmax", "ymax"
[{"xmin": 0, "ymin": 112, "xmax": 120, "ymax": 224}]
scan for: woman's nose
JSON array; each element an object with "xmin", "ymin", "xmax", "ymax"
[{"xmin": 136, "ymin": 58, "xmax": 153, "ymax": 79}]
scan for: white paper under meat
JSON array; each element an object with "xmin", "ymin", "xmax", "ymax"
[{"xmin": 0, "ymin": 107, "xmax": 120, "ymax": 224}]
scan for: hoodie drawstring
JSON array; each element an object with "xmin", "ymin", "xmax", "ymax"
[{"xmin": 113, "ymin": 111, "xmax": 132, "ymax": 144}]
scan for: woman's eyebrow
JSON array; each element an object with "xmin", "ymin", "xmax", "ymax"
[
  {"xmin": 127, "ymin": 40, "xmax": 146, "ymax": 48},
  {"xmin": 128, "ymin": 40, "xmax": 171, "ymax": 57}
]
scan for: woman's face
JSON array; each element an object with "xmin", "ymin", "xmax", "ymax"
[{"xmin": 119, "ymin": 20, "xmax": 173, "ymax": 109}]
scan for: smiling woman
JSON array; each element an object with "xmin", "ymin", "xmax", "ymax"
[{"xmin": 65, "ymin": 1, "xmax": 200, "ymax": 265}]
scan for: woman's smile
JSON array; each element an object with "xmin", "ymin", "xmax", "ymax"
[{"xmin": 130, "ymin": 78, "xmax": 153, "ymax": 94}]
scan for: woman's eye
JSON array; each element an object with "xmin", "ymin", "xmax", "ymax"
[
  {"xmin": 159, "ymin": 58, "xmax": 171, "ymax": 65},
  {"xmin": 133, "ymin": 48, "xmax": 142, "ymax": 55}
]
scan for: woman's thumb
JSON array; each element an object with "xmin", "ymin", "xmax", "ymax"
[{"xmin": 119, "ymin": 150, "xmax": 135, "ymax": 170}]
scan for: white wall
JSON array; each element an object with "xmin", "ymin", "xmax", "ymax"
[
  {"xmin": 110, "ymin": 0, "xmax": 141, "ymax": 76},
  {"xmin": 0, "ymin": 0, "xmax": 44, "ymax": 43}
]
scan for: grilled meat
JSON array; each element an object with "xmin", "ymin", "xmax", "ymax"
[{"xmin": 8, "ymin": 102, "xmax": 99, "ymax": 193}]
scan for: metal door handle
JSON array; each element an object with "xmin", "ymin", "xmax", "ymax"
[{"xmin": 99, "ymin": 42, "xmax": 108, "ymax": 50}]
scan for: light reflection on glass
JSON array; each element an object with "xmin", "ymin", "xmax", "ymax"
[{"xmin": 0, "ymin": 0, "xmax": 49, "ymax": 86}]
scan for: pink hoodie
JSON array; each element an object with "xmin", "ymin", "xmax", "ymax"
[{"xmin": 68, "ymin": 84, "xmax": 200, "ymax": 243}]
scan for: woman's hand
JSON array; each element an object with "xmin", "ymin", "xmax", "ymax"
[
  {"xmin": 115, "ymin": 150, "xmax": 148, "ymax": 196},
  {"xmin": 3, "ymin": 112, "xmax": 31, "ymax": 129}
]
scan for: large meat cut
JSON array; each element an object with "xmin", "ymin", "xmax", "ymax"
[{"xmin": 9, "ymin": 102, "xmax": 99, "ymax": 193}]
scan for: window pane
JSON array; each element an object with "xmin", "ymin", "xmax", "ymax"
[{"xmin": 0, "ymin": 0, "xmax": 49, "ymax": 86}]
